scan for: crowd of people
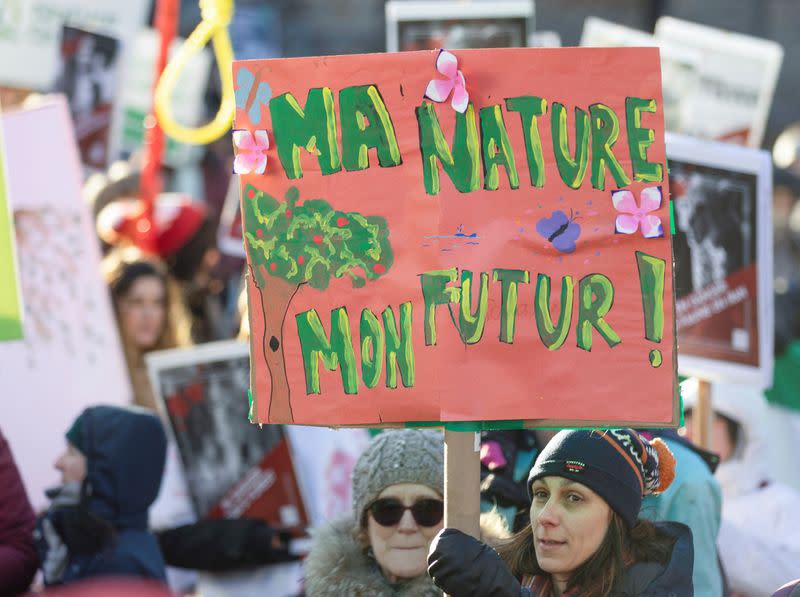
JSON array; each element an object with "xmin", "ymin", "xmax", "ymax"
[{"xmin": 1, "ymin": 3, "xmax": 800, "ymax": 596}]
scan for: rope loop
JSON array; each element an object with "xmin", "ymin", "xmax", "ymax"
[{"xmin": 154, "ymin": 0, "xmax": 235, "ymax": 145}]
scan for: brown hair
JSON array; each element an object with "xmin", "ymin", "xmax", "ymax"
[
  {"xmin": 495, "ymin": 514, "xmax": 674, "ymax": 597},
  {"xmin": 102, "ymin": 249, "xmax": 192, "ymax": 406}
]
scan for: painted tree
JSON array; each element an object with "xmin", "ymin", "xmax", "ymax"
[{"xmin": 242, "ymin": 184, "xmax": 393, "ymax": 422}]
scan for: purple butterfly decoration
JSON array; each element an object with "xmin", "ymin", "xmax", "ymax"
[{"xmin": 536, "ymin": 210, "xmax": 581, "ymax": 254}]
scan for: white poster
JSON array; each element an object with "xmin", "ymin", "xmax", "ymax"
[
  {"xmin": 667, "ymin": 133, "xmax": 774, "ymax": 388},
  {"xmin": 0, "ymin": 98, "xmax": 131, "ymax": 508},
  {"xmin": 655, "ymin": 17, "xmax": 783, "ymax": 147},
  {"xmin": 0, "ymin": 0, "xmax": 148, "ymax": 91}
]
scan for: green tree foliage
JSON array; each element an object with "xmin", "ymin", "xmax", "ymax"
[{"xmin": 242, "ymin": 184, "xmax": 393, "ymax": 290}]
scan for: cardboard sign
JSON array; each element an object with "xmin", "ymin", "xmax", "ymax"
[
  {"xmin": 237, "ymin": 48, "xmax": 677, "ymax": 427},
  {"xmin": 668, "ymin": 133, "xmax": 774, "ymax": 388},
  {"xmin": 146, "ymin": 341, "xmax": 310, "ymax": 531},
  {"xmin": 0, "ymin": 117, "xmax": 23, "ymax": 341},
  {"xmin": 0, "ymin": 98, "xmax": 130, "ymax": 507},
  {"xmin": 654, "ymin": 17, "xmax": 783, "ymax": 147}
]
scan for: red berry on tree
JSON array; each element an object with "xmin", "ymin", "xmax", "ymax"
[
  {"xmin": 256, "ymin": 229, "xmax": 264, "ymax": 238},
  {"xmin": 313, "ymin": 235, "xmax": 323, "ymax": 245},
  {"xmin": 297, "ymin": 255, "xmax": 305, "ymax": 265},
  {"xmin": 247, "ymin": 189, "xmax": 255, "ymax": 199},
  {"xmin": 373, "ymin": 263, "xmax": 386, "ymax": 274},
  {"xmin": 336, "ymin": 216, "xmax": 349, "ymax": 227},
  {"xmin": 270, "ymin": 262, "xmax": 277, "ymax": 271},
  {"xmin": 285, "ymin": 209, "xmax": 292, "ymax": 218}
]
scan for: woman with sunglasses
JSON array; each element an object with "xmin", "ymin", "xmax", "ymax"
[
  {"xmin": 428, "ymin": 429, "xmax": 694, "ymax": 597},
  {"xmin": 303, "ymin": 429, "xmax": 447, "ymax": 596}
]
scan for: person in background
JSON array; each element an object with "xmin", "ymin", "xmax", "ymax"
[
  {"xmin": 0, "ymin": 429, "xmax": 38, "ymax": 595},
  {"xmin": 90, "ymin": 162, "xmax": 224, "ymax": 344},
  {"xmin": 35, "ymin": 405, "xmax": 168, "ymax": 585},
  {"xmin": 102, "ymin": 248, "xmax": 192, "ymax": 410},
  {"xmin": 683, "ymin": 379, "xmax": 800, "ymax": 596},
  {"xmin": 638, "ymin": 424, "xmax": 726, "ymax": 596},
  {"xmin": 303, "ymin": 429, "xmax": 447, "ymax": 596},
  {"xmin": 428, "ymin": 428, "xmax": 693, "ymax": 597}
]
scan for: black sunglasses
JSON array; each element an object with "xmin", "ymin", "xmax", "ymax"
[{"xmin": 368, "ymin": 498, "xmax": 444, "ymax": 527}]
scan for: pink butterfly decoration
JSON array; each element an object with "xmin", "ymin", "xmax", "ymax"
[
  {"xmin": 424, "ymin": 49, "xmax": 469, "ymax": 113},
  {"xmin": 233, "ymin": 129, "xmax": 269, "ymax": 175},
  {"xmin": 612, "ymin": 186, "xmax": 664, "ymax": 238}
]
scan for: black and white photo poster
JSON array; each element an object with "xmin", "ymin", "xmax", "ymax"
[{"xmin": 668, "ymin": 133, "xmax": 773, "ymax": 387}]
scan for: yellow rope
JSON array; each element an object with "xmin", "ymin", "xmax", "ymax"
[{"xmin": 154, "ymin": 0, "xmax": 235, "ymax": 145}]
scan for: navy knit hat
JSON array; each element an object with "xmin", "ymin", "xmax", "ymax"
[{"xmin": 527, "ymin": 429, "xmax": 676, "ymax": 528}]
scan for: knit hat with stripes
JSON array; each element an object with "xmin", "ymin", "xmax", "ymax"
[{"xmin": 527, "ymin": 429, "xmax": 676, "ymax": 528}]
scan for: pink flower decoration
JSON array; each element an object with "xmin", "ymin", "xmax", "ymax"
[
  {"xmin": 612, "ymin": 186, "xmax": 664, "ymax": 238},
  {"xmin": 233, "ymin": 129, "xmax": 269, "ymax": 175},
  {"xmin": 424, "ymin": 49, "xmax": 469, "ymax": 113}
]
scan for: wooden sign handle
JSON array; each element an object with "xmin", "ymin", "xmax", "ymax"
[
  {"xmin": 443, "ymin": 429, "xmax": 481, "ymax": 537},
  {"xmin": 692, "ymin": 379, "xmax": 713, "ymax": 450}
]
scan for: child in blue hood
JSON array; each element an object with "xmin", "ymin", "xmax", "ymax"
[{"xmin": 35, "ymin": 405, "xmax": 168, "ymax": 585}]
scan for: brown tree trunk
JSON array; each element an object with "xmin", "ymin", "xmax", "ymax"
[{"xmin": 256, "ymin": 268, "xmax": 301, "ymax": 423}]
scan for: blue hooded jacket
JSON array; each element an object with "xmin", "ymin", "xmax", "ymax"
[{"xmin": 60, "ymin": 405, "xmax": 168, "ymax": 582}]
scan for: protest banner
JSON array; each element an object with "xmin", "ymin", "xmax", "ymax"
[
  {"xmin": 0, "ymin": 112, "xmax": 23, "ymax": 341},
  {"xmin": 0, "ymin": 98, "xmax": 130, "ymax": 507},
  {"xmin": 53, "ymin": 25, "xmax": 121, "ymax": 170},
  {"xmin": 146, "ymin": 340, "xmax": 310, "ymax": 532},
  {"xmin": 385, "ymin": 1, "xmax": 533, "ymax": 52},
  {"xmin": 235, "ymin": 47, "xmax": 677, "ymax": 430},
  {"xmin": 654, "ymin": 17, "xmax": 783, "ymax": 148},
  {"xmin": 668, "ymin": 133, "xmax": 774, "ymax": 389}
]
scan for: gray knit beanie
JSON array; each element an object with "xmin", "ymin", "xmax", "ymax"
[{"xmin": 351, "ymin": 429, "xmax": 444, "ymax": 525}]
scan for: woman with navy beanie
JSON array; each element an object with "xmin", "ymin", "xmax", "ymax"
[{"xmin": 428, "ymin": 428, "xmax": 694, "ymax": 596}]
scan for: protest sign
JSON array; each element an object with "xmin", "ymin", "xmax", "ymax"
[
  {"xmin": 146, "ymin": 341, "xmax": 310, "ymax": 531},
  {"xmin": 0, "ymin": 98, "xmax": 130, "ymax": 507},
  {"xmin": 236, "ymin": 47, "xmax": 677, "ymax": 428},
  {"xmin": 0, "ymin": 0, "xmax": 147, "ymax": 91},
  {"xmin": 654, "ymin": 17, "xmax": 783, "ymax": 148},
  {"xmin": 0, "ymin": 115, "xmax": 22, "ymax": 341},
  {"xmin": 580, "ymin": 17, "xmax": 701, "ymax": 135},
  {"xmin": 53, "ymin": 25, "xmax": 121, "ymax": 170},
  {"xmin": 385, "ymin": 1, "xmax": 532, "ymax": 52},
  {"xmin": 668, "ymin": 133, "xmax": 774, "ymax": 388}
]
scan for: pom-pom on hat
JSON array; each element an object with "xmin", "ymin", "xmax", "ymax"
[
  {"xmin": 351, "ymin": 429, "xmax": 444, "ymax": 526},
  {"xmin": 96, "ymin": 193, "xmax": 206, "ymax": 259},
  {"xmin": 527, "ymin": 429, "xmax": 676, "ymax": 528}
]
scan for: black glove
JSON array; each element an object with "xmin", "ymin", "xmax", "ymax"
[{"xmin": 427, "ymin": 528, "xmax": 525, "ymax": 597}]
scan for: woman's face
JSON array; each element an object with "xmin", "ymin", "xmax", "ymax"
[
  {"xmin": 118, "ymin": 275, "xmax": 167, "ymax": 351},
  {"xmin": 530, "ymin": 476, "xmax": 612, "ymax": 583},
  {"xmin": 366, "ymin": 483, "xmax": 443, "ymax": 583}
]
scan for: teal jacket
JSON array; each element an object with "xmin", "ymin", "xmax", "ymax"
[{"xmin": 641, "ymin": 437, "xmax": 723, "ymax": 597}]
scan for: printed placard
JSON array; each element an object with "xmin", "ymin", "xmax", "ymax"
[
  {"xmin": 668, "ymin": 133, "xmax": 774, "ymax": 388},
  {"xmin": 236, "ymin": 48, "xmax": 677, "ymax": 427}
]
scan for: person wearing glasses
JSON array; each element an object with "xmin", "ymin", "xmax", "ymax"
[
  {"xmin": 428, "ymin": 429, "xmax": 694, "ymax": 597},
  {"xmin": 303, "ymin": 429, "xmax": 447, "ymax": 596}
]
